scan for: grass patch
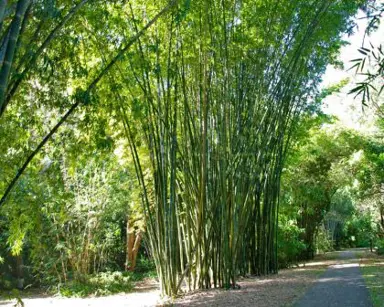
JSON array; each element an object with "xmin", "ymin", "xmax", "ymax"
[{"xmin": 361, "ymin": 262, "xmax": 384, "ymax": 307}]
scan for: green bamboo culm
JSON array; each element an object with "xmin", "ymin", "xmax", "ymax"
[
  {"xmin": 115, "ymin": 0, "xmax": 364, "ymax": 297},
  {"xmin": 0, "ymin": 0, "xmax": 30, "ymax": 112},
  {"xmin": 0, "ymin": 0, "xmax": 7, "ymax": 33}
]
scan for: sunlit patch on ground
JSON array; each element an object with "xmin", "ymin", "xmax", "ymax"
[
  {"xmin": 332, "ymin": 263, "xmax": 359, "ymax": 269},
  {"xmin": 0, "ymin": 279, "xmax": 163, "ymax": 307}
]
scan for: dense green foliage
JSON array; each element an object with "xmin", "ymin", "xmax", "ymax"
[
  {"xmin": 0, "ymin": 0, "xmax": 383, "ymax": 300},
  {"xmin": 278, "ymin": 113, "xmax": 384, "ymax": 266}
]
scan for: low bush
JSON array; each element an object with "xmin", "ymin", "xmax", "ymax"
[
  {"xmin": 315, "ymin": 226, "xmax": 333, "ymax": 254},
  {"xmin": 57, "ymin": 271, "xmax": 133, "ymax": 297},
  {"xmin": 55, "ymin": 257, "xmax": 156, "ymax": 297},
  {"xmin": 376, "ymin": 239, "xmax": 384, "ymax": 255},
  {"xmin": 278, "ymin": 219, "xmax": 306, "ymax": 268}
]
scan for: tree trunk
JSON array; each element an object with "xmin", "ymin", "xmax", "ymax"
[
  {"xmin": 16, "ymin": 254, "xmax": 24, "ymax": 289},
  {"xmin": 125, "ymin": 218, "xmax": 135, "ymax": 271},
  {"xmin": 131, "ymin": 231, "xmax": 142, "ymax": 271},
  {"xmin": 125, "ymin": 217, "xmax": 142, "ymax": 271}
]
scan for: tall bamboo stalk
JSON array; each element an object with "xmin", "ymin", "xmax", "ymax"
[
  {"xmin": 0, "ymin": 0, "xmax": 30, "ymax": 111},
  {"xmin": 0, "ymin": 0, "xmax": 7, "ymax": 34}
]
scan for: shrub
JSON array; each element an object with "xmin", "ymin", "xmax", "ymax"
[
  {"xmin": 315, "ymin": 226, "xmax": 333, "ymax": 253},
  {"xmin": 278, "ymin": 219, "xmax": 306, "ymax": 268},
  {"xmin": 57, "ymin": 271, "xmax": 133, "ymax": 297},
  {"xmin": 376, "ymin": 239, "xmax": 384, "ymax": 255}
]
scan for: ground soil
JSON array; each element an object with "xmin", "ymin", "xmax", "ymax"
[{"xmin": 0, "ymin": 249, "xmax": 379, "ymax": 307}]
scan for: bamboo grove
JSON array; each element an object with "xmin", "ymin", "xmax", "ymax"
[
  {"xmin": 0, "ymin": 0, "xmax": 368, "ymax": 298},
  {"xmin": 114, "ymin": 0, "xmax": 363, "ymax": 296}
]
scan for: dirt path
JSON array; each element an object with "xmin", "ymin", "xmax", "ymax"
[
  {"xmin": 295, "ymin": 250, "xmax": 372, "ymax": 307},
  {"xmin": 0, "ymin": 263, "xmax": 327, "ymax": 307},
  {"xmin": 173, "ymin": 268, "xmax": 323, "ymax": 307},
  {"xmin": 0, "ymin": 250, "xmax": 376, "ymax": 307},
  {"xmin": 173, "ymin": 260, "xmax": 331, "ymax": 306},
  {"xmin": 0, "ymin": 289, "xmax": 161, "ymax": 307},
  {"xmin": 0, "ymin": 279, "xmax": 162, "ymax": 307}
]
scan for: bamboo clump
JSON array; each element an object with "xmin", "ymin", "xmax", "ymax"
[{"xmin": 115, "ymin": 0, "xmax": 360, "ymax": 297}]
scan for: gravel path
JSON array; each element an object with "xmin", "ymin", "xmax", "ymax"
[{"xmin": 296, "ymin": 250, "xmax": 372, "ymax": 307}]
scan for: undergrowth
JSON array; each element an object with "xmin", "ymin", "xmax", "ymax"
[{"xmin": 55, "ymin": 258, "xmax": 157, "ymax": 297}]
